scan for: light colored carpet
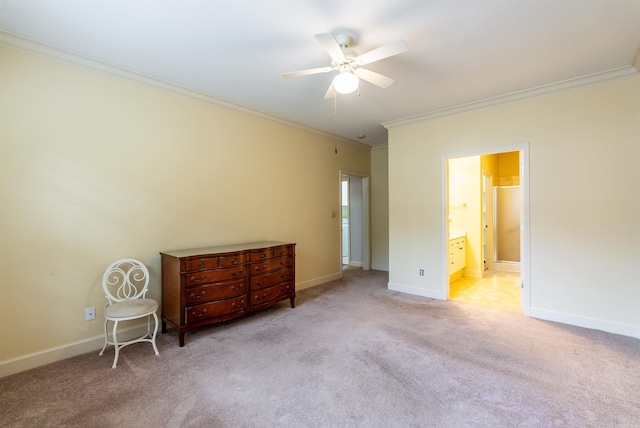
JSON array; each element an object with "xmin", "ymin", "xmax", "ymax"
[{"xmin": 1, "ymin": 268, "xmax": 639, "ymax": 427}]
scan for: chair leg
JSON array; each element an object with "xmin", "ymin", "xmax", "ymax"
[
  {"xmin": 99, "ymin": 318, "xmax": 109, "ymax": 356},
  {"xmin": 151, "ymin": 312, "xmax": 160, "ymax": 356},
  {"xmin": 111, "ymin": 320, "xmax": 119, "ymax": 369}
]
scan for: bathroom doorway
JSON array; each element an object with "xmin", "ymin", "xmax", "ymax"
[{"xmin": 445, "ymin": 147, "xmax": 528, "ymax": 313}]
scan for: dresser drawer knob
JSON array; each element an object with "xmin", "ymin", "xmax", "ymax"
[
  {"xmin": 231, "ymin": 269, "xmax": 244, "ymax": 276},
  {"xmin": 231, "ymin": 258, "xmax": 238, "ymax": 265},
  {"xmin": 190, "ymin": 275, "xmax": 205, "ymax": 283},
  {"xmin": 260, "ymin": 253, "xmax": 266, "ymax": 259},
  {"xmin": 190, "ymin": 290, "xmax": 206, "ymax": 299},
  {"xmin": 199, "ymin": 261, "xmax": 205, "ymax": 268},
  {"xmin": 193, "ymin": 308, "xmax": 207, "ymax": 318}
]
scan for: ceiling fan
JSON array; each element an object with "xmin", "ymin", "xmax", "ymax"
[{"xmin": 282, "ymin": 33, "xmax": 408, "ymax": 98}]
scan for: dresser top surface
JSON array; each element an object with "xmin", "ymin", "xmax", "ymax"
[{"xmin": 160, "ymin": 241, "xmax": 295, "ymax": 258}]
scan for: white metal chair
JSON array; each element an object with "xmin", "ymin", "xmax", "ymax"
[{"xmin": 99, "ymin": 258, "xmax": 159, "ymax": 368}]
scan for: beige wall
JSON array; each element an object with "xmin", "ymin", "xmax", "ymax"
[
  {"xmin": 388, "ymin": 74, "xmax": 640, "ymax": 337},
  {"xmin": 0, "ymin": 46, "xmax": 372, "ymax": 373},
  {"xmin": 371, "ymin": 147, "xmax": 389, "ymax": 271}
]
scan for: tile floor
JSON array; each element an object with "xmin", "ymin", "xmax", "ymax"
[{"xmin": 449, "ymin": 270, "xmax": 522, "ymax": 312}]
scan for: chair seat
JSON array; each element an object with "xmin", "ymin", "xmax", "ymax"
[{"xmin": 105, "ymin": 298, "xmax": 158, "ymax": 319}]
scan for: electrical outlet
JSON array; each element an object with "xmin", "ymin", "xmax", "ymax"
[
  {"xmin": 85, "ymin": 307, "xmax": 96, "ymax": 321},
  {"xmin": 419, "ymin": 269, "xmax": 424, "ymax": 276}
]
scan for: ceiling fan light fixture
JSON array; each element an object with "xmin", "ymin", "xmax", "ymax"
[{"xmin": 333, "ymin": 70, "xmax": 359, "ymax": 94}]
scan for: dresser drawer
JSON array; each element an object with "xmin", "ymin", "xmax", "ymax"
[
  {"xmin": 250, "ymin": 281, "xmax": 294, "ymax": 305},
  {"xmin": 185, "ymin": 256, "xmax": 219, "ymax": 272},
  {"xmin": 248, "ymin": 249, "xmax": 274, "ymax": 262},
  {"xmin": 250, "ymin": 268, "xmax": 294, "ymax": 291},
  {"xmin": 185, "ymin": 295, "xmax": 247, "ymax": 324},
  {"xmin": 219, "ymin": 253, "xmax": 245, "ymax": 267},
  {"xmin": 250, "ymin": 256, "xmax": 294, "ymax": 274},
  {"xmin": 185, "ymin": 278, "xmax": 246, "ymax": 305},
  {"xmin": 272, "ymin": 245, "xmax": 294, "ymax": 258},
  {"xmin": 185, "ymin": 266, "xmax": 246, "ymax": 287}
]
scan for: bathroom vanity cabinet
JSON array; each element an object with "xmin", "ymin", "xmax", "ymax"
[{"xmin": 449, "ymin": 236, "xmax": 466, "ymax": 277}]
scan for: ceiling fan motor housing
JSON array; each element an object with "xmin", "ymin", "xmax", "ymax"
[{"xmin": 335, "ymin": 34, "xmax": 354, "ymax": 48}]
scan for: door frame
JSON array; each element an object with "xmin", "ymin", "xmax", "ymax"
[
  {"xmin": 442, "ymin": 143, "xmax": 530, "ymax": 314},
  {"xmin": 339, "ymin": 170, "xmax": 371, "ymax": 271}
]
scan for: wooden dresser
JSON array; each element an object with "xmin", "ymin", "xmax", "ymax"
[{"xmin": 160, "ymin": 241, "xmax": 296, "ymax": 346}]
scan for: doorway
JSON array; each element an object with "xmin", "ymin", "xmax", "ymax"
[
  {"xmin": 340, "ymin": 171, "xmax": 370, "ymax": 271},
  {"xmin": 444, "ymin": 146, "xmax": 529, "ymax": 313}
]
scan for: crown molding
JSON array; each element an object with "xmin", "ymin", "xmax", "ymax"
[
  {"xmin": 383, "ymin": 66, "xmax": 638, "ymax": 129},
  {"xmin": 371, "ymin": 144, "xmax": 389, "ymax": 151},
  {"xmin": 0, "ymin": 31, "xmax": 369, "ymax": 150}
]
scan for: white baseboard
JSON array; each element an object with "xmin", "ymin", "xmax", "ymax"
[
  {"xmin": 296, "ymin": 272, "xmax": 343, "ymax": 291},
  {"xmin": 348, "ymin": 261, "xmax": 363, "ymax": 268},
  {"xmin": 0, "ymin": 324, "xmax": 150, "ymax": 378},
  {"xmin": 388, "ymin": 282, "xmax": 446, "ymax": 300},
  {"xmin": 371, "ymin": 264, "xmax": 389, "ymax": 272},
  {"xmin": 529, "ymin": 307, "xmax": 640, "ymax": 339}
]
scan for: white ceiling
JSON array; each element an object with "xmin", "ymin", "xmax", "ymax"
[{"xmin": 2, "ymin": 0, "xmax": 640, "ymax": 147}]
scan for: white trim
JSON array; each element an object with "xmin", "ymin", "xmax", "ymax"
[
  {"xmin": 0, "ymin": 31, "xmax": 369, "ymax": 150},
  {"xmin": 339, "ymin": 170, "xmax": 372, "ymax": 273},
  {"xmin": 296, "ymin": 272, "xmax": 343, "ymax": 290},
  {"xmin": 383, "ymin": 67, "xmax": 638, "ymax": 128},
  {"xmin": 530, "ymin": 308, "xmax": 640, "ymax": 339},
  {"xmin": 371, "ymin": 264, "xmax": 389, "ymax": 272},
  {"xmin": 0, "ymin": 324, "xmax": 149, "ymax": 378},
  {"xmin": 362, "ymin": 177, "xmax": 371, "ymax": 271},
  {"xmin": 388, "ymin": 282, "xmax": 446, "ymax": 300},
  {"xmin": 348, "ymin": 261, "xmax": 364, "ymax": 268}
]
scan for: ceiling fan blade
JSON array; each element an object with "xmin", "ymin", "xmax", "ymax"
[
  {"xmin": 357, "ymin": 40, "xmax": 408, "ymax": 65},
  {"xmin": 324, "ymin": 82, "xmax": 336, "ymax": 99},
  {"xmin": 355, "ymin": 68, "xmax": 395, "ymax": 88},
  {"xmin": 315, "ymin": 33, "xmax": 345, "ymax": 60},
  {"xmin": 282, "ymin": 66, "xmax": 333, "ymax": 79}
]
